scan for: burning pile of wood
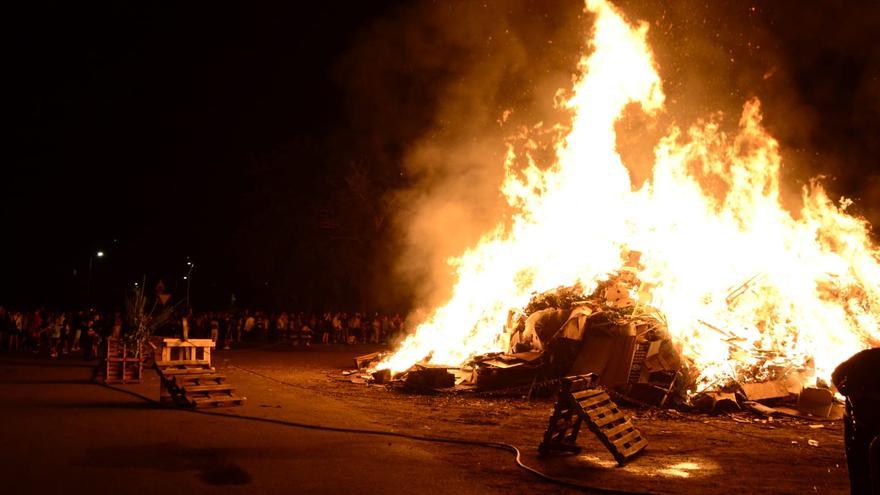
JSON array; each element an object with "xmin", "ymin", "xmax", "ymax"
[
  {"xmin": 351, "ymin": 268, "xmax": 843, "ymax": 419},
  {"xmin": 353, "ymin": 271, "xmax": 684, "ymax": 400}
]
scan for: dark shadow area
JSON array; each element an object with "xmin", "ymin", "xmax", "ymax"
[
  {"xmin": 10, "ymin": 400, "xmax": 160, "ymax": 411},
  {"xmin": 0, "ymin": 379, "xmax": 95, "ymax": 385},
  {"xmin": 0, "ymin": 357, "xmax": 97, "ymax": 368},
  {"xmin": 71, "ymin": 443, "xmax": 308, "ymax": 486}
]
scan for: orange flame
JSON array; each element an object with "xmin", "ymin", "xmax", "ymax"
[{"xmin": 380, "ymin": 0, "xmax": 880, "ymax": 389}]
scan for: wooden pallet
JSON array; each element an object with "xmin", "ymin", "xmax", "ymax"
[
  {"xmin": 539, "ymin": 374, "xmax": 647, "ymax": 465},
  {"xmin": 154, "ymin": 339, "xmax": 245, "ymax": 409},
  {"xmin": 103, "ymin": 338, "xmax": 143, "ymax": 384},
  {"xmin": 155, "ymin": 360, "xmax": 245, "ymax": 408}
]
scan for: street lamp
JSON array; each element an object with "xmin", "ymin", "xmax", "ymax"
[
  {"xmin": 185, "ymin": 261, "xmax": 195, "ymax": 313},
  {"xmin": 87, "ymin": 250, "xmax": 105, "ymax": 305}
]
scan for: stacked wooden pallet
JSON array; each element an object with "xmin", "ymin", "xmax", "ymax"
[
  {"xmin": 156, "ymin": 360, "xmax": 245, "ymax": 408},
  {"xmin": 539, "ymin": 374, "xmax": 647, "ymax": 465},
  {"xmin": 103, "ymin": 338, "xmax": 142, "ymax": 384},
  {"xmin": 154, "ymin": 338, "xmax": 245, "ymax": 408}
]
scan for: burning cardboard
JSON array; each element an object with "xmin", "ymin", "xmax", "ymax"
[
  {"xmin": 797, "ymin": 387, "xmax": 835, "ymax": 418},
  {"xmin": 739, "ymin": 380, "xmax": 793, "ymax": 402},
  {"xmin": 404, "ymin": 365, "xmax": 456, "ymax": 391}
]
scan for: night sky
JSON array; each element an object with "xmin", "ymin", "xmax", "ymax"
[{"xmin": 5, "ymin": 1, "xmax": 879, "ymax": 311}]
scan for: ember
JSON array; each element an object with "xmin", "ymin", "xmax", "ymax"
[{"xmin": 377, "ymin": 0, "xmax": 880, "ymax": 404}]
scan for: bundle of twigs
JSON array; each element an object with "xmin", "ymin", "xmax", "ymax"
[{"xmin": 123, "ymin": 277, "xmax": 177, "ymax": 356}]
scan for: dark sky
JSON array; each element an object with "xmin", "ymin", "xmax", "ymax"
[
  {"xmin": 5, "ymin": 1, "xmax": 879, "ymax": 311},
  {"xmin": 6, "ymin": 1, "xmax": 407, "ymax": 309}
]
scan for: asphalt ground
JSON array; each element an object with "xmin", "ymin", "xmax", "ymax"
[
  {"xmin": 0, "ymin": 344, "xmax": 850, "ymax": 494},
  {"xmin": 0, "ymin": 347, "xmax": 521, "ymax": 495}
]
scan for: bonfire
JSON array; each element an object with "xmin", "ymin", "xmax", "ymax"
[{"xmin": 367, "ymin": 0, "xmax": 879, "ymax": 411}]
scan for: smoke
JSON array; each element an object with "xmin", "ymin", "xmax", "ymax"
[
  {"xmin": 339, "ymin": 0, "xmax": 587, "ymax": 312},
  {"xmin": 339, "ymin": 0, "xmax": 880, "ymax": 313}
]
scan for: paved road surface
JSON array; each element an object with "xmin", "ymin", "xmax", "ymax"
[{"xmin": 0, "ymin": 351, "xmax": 525, "ymax": 495}]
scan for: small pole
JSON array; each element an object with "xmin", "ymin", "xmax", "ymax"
[{"xmin": 185, "ymin": 262, "xmax": 194, "ymax": 313}]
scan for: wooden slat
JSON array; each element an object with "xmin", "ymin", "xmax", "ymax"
[
  {"xmin": 174, "ymin": 374, "xmax": 225, "ymax": 382},
  {"xmin": 577, "ymin": 393, "xmax": 613, "ymax": 409},
  {"xmin": 591, "ymin": 409, "xmax": 626, "ymax": 428},
  {"xmin": 582, "ymin": 402, "xmax": 619, "ymax": 419},
  {"xmin": 572, "ymin": 389, "xmax": 605, "ymax": 401},
  {"xmin": 581, "ymin": 399, "xmax": 618, "ymax": 414},
  {"xmin": 174, "ymin": 379, "xmax": 225, "ymax": 388},
  {"xmin": 161, "ymin": 339, "xmax": 215, "ymax": 348},
  {"xmin": 155, "ymin": 360, "xmax": 211, "ymax": 368},
  {"xmin": 185, "ymin": 384, "xmax": 236, "ymax": 393},
  {"xmin": 162, "ymin": 368, "xmax": 217, "ymax": 376},
  {"xmin": 617, "ymin": 438, "xmax": 648, "ymax": 457},
  {"xmin": 603, "ymin": 420, "xmax": 634, "ymax": 439},
  {"xmin": 611, "ymin": 429, "xmax": 642, "ymax": 450}
]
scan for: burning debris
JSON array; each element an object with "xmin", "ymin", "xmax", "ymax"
[{"xmin": 354, "ymin": 270, "xmax": 846, "ymax": 421}]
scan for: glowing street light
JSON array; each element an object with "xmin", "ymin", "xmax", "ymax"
[{"xmin": 96, "ymin": 251, "xmax": 105, "ymax": 258}]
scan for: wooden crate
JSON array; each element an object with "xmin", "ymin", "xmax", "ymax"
[{"xmin": 103, "ymin": 338, "xmax": 143, "ymax": 384}]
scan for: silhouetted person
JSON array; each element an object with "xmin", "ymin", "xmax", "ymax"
[{"xmin": 833, "ymin": 348, "xmax": 880, "ymax": 494}]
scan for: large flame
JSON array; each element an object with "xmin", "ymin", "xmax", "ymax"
[{"xmin": 380, "ymin": 0, "xmax": 880, "ymax": 388}]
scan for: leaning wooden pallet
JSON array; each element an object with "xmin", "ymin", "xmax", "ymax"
[{"xmin": 538, "ymin": 374, "xmax": 647, "ymax": 465}]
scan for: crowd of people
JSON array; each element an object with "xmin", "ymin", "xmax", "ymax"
[
  {"xmin": 185, "ymin": 310, "xmax": 406, "ymax": 349},
  {"xmin": 0, "ymin": 306, "xmax": 406, "ymax": 360}
]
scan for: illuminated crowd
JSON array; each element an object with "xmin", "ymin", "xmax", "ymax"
[
  {"xmin": 0, "ymin": 306, "xmax": 405, "ymax": 358},
  {"xmin": 187, "ymin": 311, "xmax": 406, "ymax": 349}
]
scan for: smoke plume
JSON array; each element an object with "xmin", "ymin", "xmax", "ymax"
[{"xmin": 338, "ymin": 0, "xmax": 880, "ymax": 315}]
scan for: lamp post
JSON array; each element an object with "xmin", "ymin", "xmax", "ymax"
[
  {"xmin": 87, "ymin": 250, "xmax": 105, "ymax": 305},
  {"xmin": 185, "ymin": 261, "xmax": 194, "ymax": 313}
]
